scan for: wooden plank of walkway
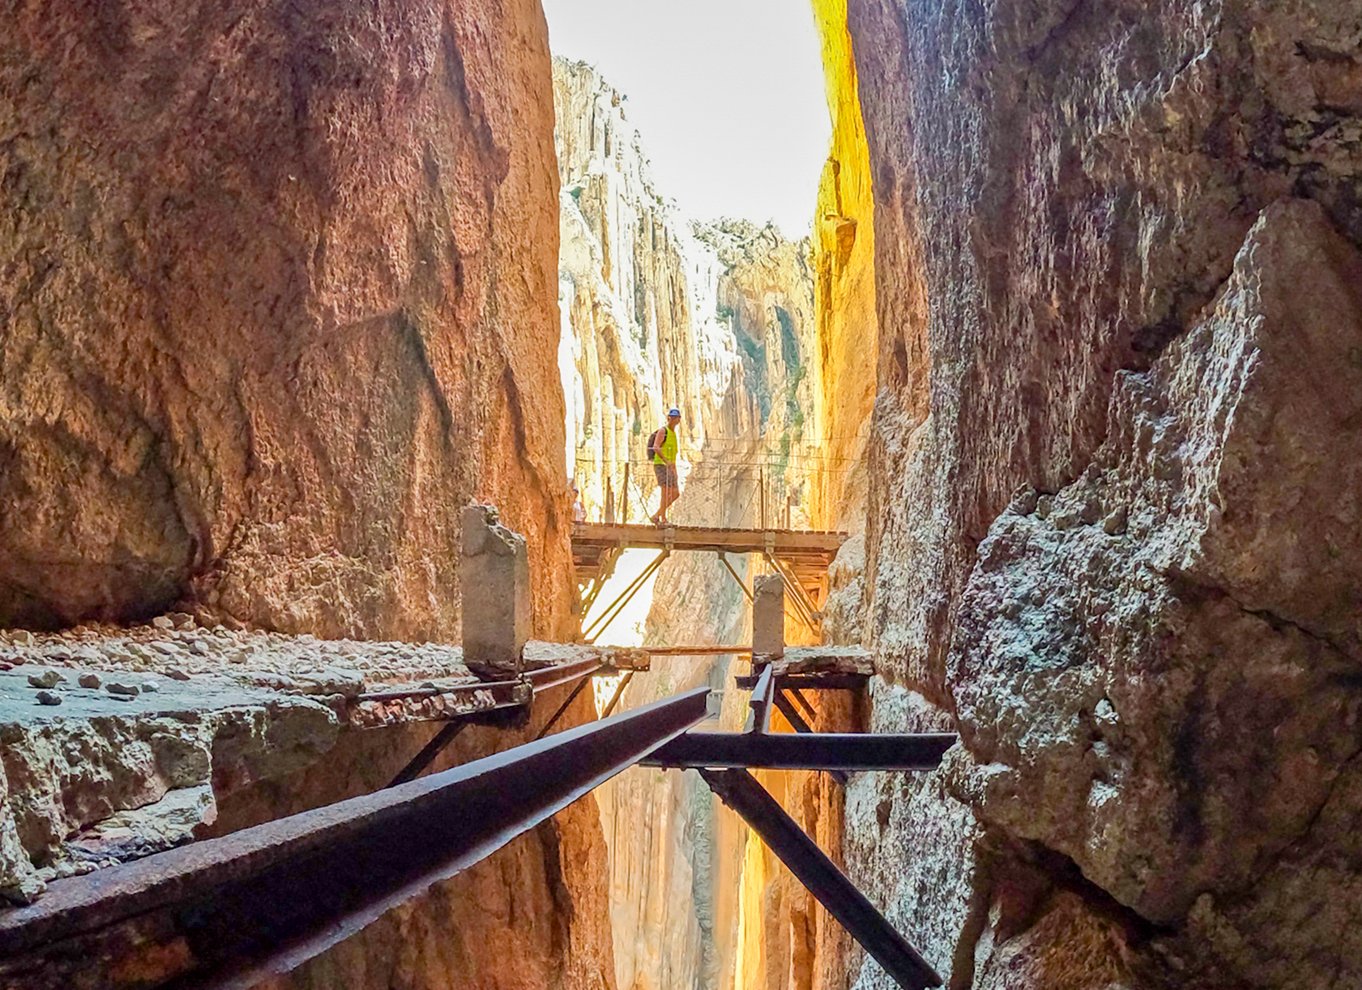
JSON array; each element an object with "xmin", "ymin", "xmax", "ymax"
[{"xmin": 572, "ymin": 522, "xmax": 847, "ymax": 556}]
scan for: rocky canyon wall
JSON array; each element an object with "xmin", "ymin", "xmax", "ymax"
[
  {"xmin": 829, "ymin": 0, "xmax": 1362, "ymax": 987},
  {"xmin": 810, "ymin": 0, "xmax": 879, "ymax": 534},
  {"xmin": 556, "ymin": 58, "xmax": 821, "ymax": 536},
  {"xmin": 0, "ymin": 3, "xmax": 614, "ymax": 988},
  {"xmin": 553, "ymin": 56, "xmax": 836, "ymax": 990},
  {"xmin": 0, "ymin": 0, "xmax": 573, "ymax": 642}
]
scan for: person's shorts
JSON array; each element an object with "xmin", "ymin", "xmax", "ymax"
[{"xmin": 653, "ymin": 463, "xmax": 679, "ymax": 489}]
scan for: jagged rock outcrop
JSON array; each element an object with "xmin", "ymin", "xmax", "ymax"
[
  {"xmin": 952, "ymin": 200, "xmax": 1362, "ymax": 985},
  {"xmin": 0, "ymin": 0, "xmax": 573, "ymax": 641},
  {"xmin": 828, "ymin": 0, "xmax": 1362, "ymax": 986}
]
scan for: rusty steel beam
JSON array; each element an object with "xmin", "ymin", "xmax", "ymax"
[
  {"xmin": 773, "ymin": 691, "xmax": 848, "ymax": 786},
  {"xmin": 701, "ymin": 769, "xmax": 941, "ymax": 990},
  {"xmin": 0, "ymin": 687, "xmax": 711, "ymax": 990},
  {"xmin": 522, "ymin": 654, "xmax": 603, "ymax": 693},
  {"xmin": 384, "ymin": 656, "xmax": 608, "ymax": 787},
  {"xmin": 734, "ymin": 672, "xmax": 867, "ymax": 691},
  {"xmin": 642, "ymin": 645, "xmax": 751, "ymax": 655},
  {"xmin": 745, "ymin": 664, "xmax": 775, "ymax": 734},
  {"xmin": 642, "ymin": 731, "xmax": 956, "ymax": 771},
  {"xmin": 534, "ymin": 664, "xmax": 606, "ymax": 740}
]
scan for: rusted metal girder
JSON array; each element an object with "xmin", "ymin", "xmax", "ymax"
[
  {"xmin": 642, "ymin": 731, "xmax": 956, "ymax": 771},
  {"xmin": 384, "ymin": 656, "xmax": 613, "ymax": 788},
  {"xmin": 701, "ymin": 768, "xmax": 942, "ymax": 990},
  {"xmin": 0, "ymin": 687, "xmax": 711, "ymax": 990},
  {"xmin": 734, "ymin": 671, "xmax": 867, "ymax": 691},
  {"xmin": 772, "ymin": 690, "xmax": 849, "ymax": 786},
  {"xmin": 745, "ymin": 664, "xmax": 775, "ymax": 734}
]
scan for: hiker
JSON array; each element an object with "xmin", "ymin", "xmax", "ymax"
[
  {"xmin": 647, "ymin": 407, "xmax": 682, "ymax": 525},
  {"xmin": 570, "ymin": 482, "xmax": 586, "ymax": 523}
]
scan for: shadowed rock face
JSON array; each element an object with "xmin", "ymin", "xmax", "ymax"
[
  {"xmin": 830, "ymin": 0, "xmax": 1362, "ymax": 986},
  {"xmin": 0, "ymin": 0, "xmax": 571, "ymax": 640},
  {"xmin": 953, "ymin": 200, "xmax": 1362, "ymax": 983}
]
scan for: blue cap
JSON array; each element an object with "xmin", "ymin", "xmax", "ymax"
[{"xmin": 668, "ymin": 407, "xmax": 681, "ymax": 417}]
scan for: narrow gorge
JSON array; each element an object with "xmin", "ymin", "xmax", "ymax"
[{"xmin": 1, "ymin": 1, "xmax": 1361, "ymax": 990}]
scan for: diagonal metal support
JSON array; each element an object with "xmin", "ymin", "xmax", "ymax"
[
  {"xmin": 388, "ymin": 721, "xmax": 469, "ymax": 788},
  {"xmin": 0, "ymin": 688, "xmax": 711, "ymax": 990},
  {"xmin": 773, "ymin": 691, "xmax": 848, "ymax": 786},
  {"xmin": 583, "ymin": 549, "xmax": 669, "ymax": 643},
  {"xmin": 600, "ymin": 669, "xmax": 635, "ymax": 719},
  {"xmin": 717, "ymin": 551, "xmax": 754, "ymax": 603},
  {"xmin": 642, "ymin": 731, "xmax": 956, "ymax": 771},
  {"xmin": 766, "ymin": 553, "xmax": 821, "ymax": 635},
  {"xmin": 700, "ymin": 768, "xmax": 941, "ymax": 990},
  {"xmin": 580, "ymin": 546, "xmax": 622, "ymax": 617},
  {"xmin": 534, "ymin": 664, "xmax": 605, "ymax": 740},
  {"xmin": 788, "ymin": 687, "xmax": 818, "ymax": 723}
]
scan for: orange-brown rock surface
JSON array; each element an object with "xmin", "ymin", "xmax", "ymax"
[
  {"xmin": 0, "ymin": 0, "xmax": 572, "ymax": 641},
  {"xmin": 0, "ymin": 2, "xmax": 615, "ymax": 988},
  {"xmin": 829, "ymin": 0, "xmax": 1362, "ymax": 987},
  {"xmin": 810, "ymin": 0, "xmax": 878, "ymax": 533}
]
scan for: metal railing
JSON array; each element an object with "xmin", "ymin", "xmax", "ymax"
[{"xmin": 572, "ymin": 447, "xmax": 862, "ymax": 531}]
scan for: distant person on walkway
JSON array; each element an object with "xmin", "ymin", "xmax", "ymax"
[
  {"xmin": 570, "ymin": 482, "xmax": 586, "ymax": 523},
  {"xmin": 648, "ymin": 407, "xmax": 682, "ymax": 525}
]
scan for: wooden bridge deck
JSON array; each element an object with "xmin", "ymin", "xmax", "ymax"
[
  {"xmin": 572, "ymin": 522, "xmax": 849, "ymax": 637},
  {"xmin": 572, "ymin": 521, "xmax": 847, "ymax": 555}
]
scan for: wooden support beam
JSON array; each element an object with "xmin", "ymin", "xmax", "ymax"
[{"xmin": 717, "ymin": 552, "xmax": 754, "ymax": 603}]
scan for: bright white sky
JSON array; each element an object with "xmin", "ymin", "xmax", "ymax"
[{"xmin": 541, "ymin": 0, "xmax": 831, "ymax": 238}]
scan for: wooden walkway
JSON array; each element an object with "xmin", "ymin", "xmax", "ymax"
[{"xmin": 572, "ymin": 522, "xmax": 848, "ymax": 640}]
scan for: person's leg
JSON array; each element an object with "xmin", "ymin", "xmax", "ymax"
[
  {"xmin": 651, "ymin": 464, "xmax": 667, "ymax": 524},
  {"xmin": 659, "ymin": 466, "xmax": 679, "ymax": 521}
]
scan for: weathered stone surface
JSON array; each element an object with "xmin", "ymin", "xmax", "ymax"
[
  {"xmin": 752, "ymin": 575, "xmax": 787, "ymax": 659},
  {"xmin": 0, "ymin": 662, "xmax": 338, "ymax": 903},
  {"xmin": 0, "ymin": 0, "xmax": 572, "ymax": 641},
  {"xmin": 829, "ymin": 0, "xmax": 1362, "ymax": 985},
  {"xmin": 949, "ymin": 200, "xmax": 1362, "ymax": 982},
  {"xmin": 460, "ymin": 504, "xmax": 532, "ymax": 673}
]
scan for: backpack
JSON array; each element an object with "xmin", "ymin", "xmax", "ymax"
[{"xmin": 645, "ymin": 427, "xmax": 666, "ymax": 461}]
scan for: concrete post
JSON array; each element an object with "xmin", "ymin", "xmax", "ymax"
[
  {"xmin": 461, "ymin": 504, "xmax": 531, "ymax": 674},
  {"xmin": 752, "ymin": 574, "xmax": 785, "ymax": 661}
]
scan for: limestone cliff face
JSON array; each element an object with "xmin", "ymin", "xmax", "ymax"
[
  {"xmin": 553, "ymin": 57, "xmax": 827, "ymax": 990},
  {"xmin": 810, "ymin": 0, "xmax": 878, "ymax": 534},
  {"xmin": 555, "ymin": 58, "xmax": 818, "ymax": 534},
  {"xmin": 0, "ymin": 0, "xmax": 573, "ymax": 641},
  {"xmin": 827, "ymin": 0, "xmax": 1362, "ymax": 986}
]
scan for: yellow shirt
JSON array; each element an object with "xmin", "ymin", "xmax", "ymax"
[{"xmin": 652, "ymin": 426, "xmax": 678, "ymax": 465}]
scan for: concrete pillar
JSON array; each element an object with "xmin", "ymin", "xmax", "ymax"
[
  {"xmin": 752, "ymin": 574, "xmax": 785, "ymax": 660},
  {"xmin": 461, "ymin": 504, "xmax": 531, "ymax": 674}
]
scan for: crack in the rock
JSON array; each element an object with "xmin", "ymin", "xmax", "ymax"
[{"xmin": 1164, "ymin": 567, "xmax": 1358, "ymax": 662}]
